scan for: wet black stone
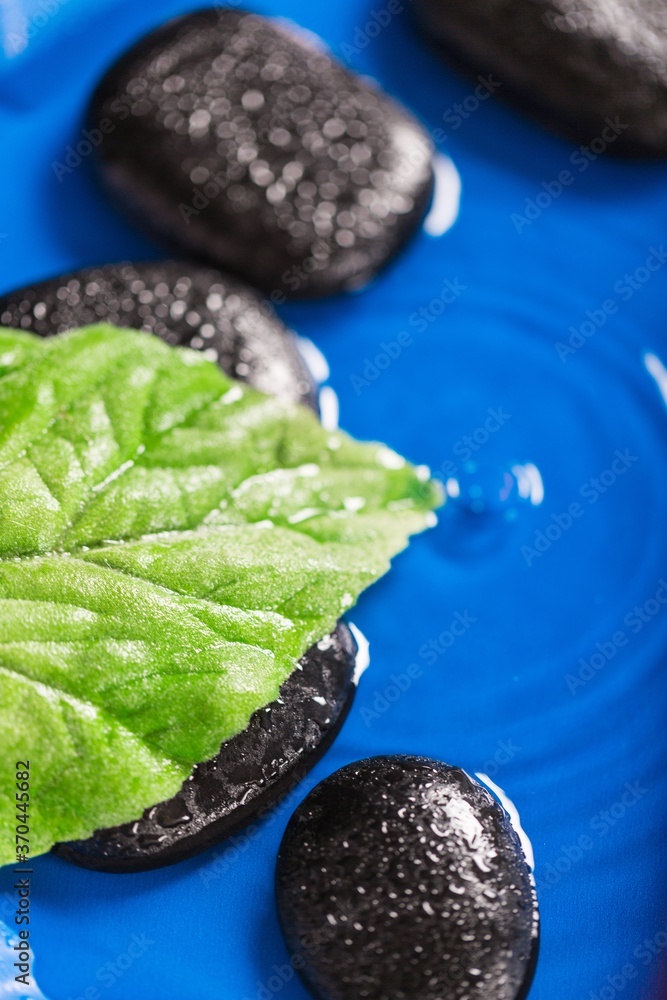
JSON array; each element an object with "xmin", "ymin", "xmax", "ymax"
[
  {"xmin": 55, "ymin": 622, "xmax": 358, "ymax": 873},
  {"xmin": 0, "ymin": 259, "xmax": 350, "ymax": 872},
  {"xmin": 413, "ymin": 0, "xmax": 667, "ymax": 158},
  {"xmin": 276, "ymin": 756, "xmax": 539, "ymax": 1000},
  {"xmin": 89, "ymin": 9, "xmax": 434, "ymax": 298},
  {"xmin": 0, "ymin": 260, "xmax": 316, "ymax": 407}
]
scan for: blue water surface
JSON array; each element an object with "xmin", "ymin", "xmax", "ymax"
[{"xmin": 1, "ymin": 1, "xmax": 667, "ymax": 998}]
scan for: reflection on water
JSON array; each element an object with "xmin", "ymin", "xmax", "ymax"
[{"xmin": 0, "ymin": 918, "xmax": 47, "ymax": 1000}]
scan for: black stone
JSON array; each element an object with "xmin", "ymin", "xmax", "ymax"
[
  {"xmin": 0, "ymin": 260, "xmax": 316, "ymax": 408},
  {"xmin": 89, "ymin": 9, "xmax": 434, "ymax": 298},
  {"xmin": 413, "ymin": 0, "xmax": 667, "ymax": 158},
  {"xmin": 0, "ymin": 260, "xmax": 353, "ymax": 872},
  {"xmin": 276, "ymin": 756, "xmax": 539, "ymax": 1000},
  {"xmin": 55, "ymin": 622, "xmax": 358, "ymax": 873}
]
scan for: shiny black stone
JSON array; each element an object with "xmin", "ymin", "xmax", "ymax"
[
  {"xmin": 55, "ymin": 622, "xmax": 358, "ymax": 873},
  {"xmin": 0, "ymin": 260, "xmax": 316, "ymax": 407},
  {"xmin": 0, "ymin": 259, "xmax": 351, "ymax": 872},
  {"xmin": 413, "ymin": 0, "xmax": 667, "ymax": 158},
  {"xmin": 276, "ymin": 756, "xmax": 539, "ymax": 1000},
  {"xmin": 89, "ymin": 9, "xmax": 434, "ymax": 298}
]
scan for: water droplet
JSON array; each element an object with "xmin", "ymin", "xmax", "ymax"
[
  {"xmin": 155, "ymin": 799, "xmax": 192, "ymax": 828},
  {"xmin": 437, "ymin": 461, "xmax": 544, "ymax": 559}
]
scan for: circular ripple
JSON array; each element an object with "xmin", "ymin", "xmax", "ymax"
[{"xmin": 421, "ymin": 316, "xmax": 667, "ymax": 677}]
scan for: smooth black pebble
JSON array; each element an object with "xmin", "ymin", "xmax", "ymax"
[
  {"xmin": 0, "ymin": 260, "xmax": 316, "ymax": 407},
  {"xmin": 55, "ymin": 623, "xmax": 359, "ymax": 872},
  {"xmin": 276, "ymin": 756, "xmax": 539, "ymax": 1000},
  {"xmin": 413, "ymin": 0, "xmax": 667, "ymax": 157},
  {"xmin": 0, "ymin": 261, "xmax": 354, "ymax": 871},
  {"xmin": 89, "ymin": 9, "xmax": 434, "ymax": 297}
]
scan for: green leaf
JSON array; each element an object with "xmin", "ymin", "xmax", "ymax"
[{"xmin": 0, "ymin": 325, "xmax": 441, "ymax": 863}]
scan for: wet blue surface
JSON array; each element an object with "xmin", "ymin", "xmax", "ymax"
[{"xmin": 1, "ymin": 1, "xmax": 667, "ymax": 998}]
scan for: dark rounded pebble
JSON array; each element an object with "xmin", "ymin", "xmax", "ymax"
[
  {"xmin": 0, "ymin": 259, "xmax": 349, "ymax": 871},
  {"xmin": 0, "ymin": 260, "xmax": 316, "ymax": 407},
  {"xmin": 276, "ymin": 756, "xmax": 539, "ymax": 1000},
  {"xmin": 89, "ymin": 9, "xmax": 434, "ymax": 298},
  {"xmin": 55, "ymin": 622, "xmax": 359, "ymax": 873},
  {"xmin": 413, "ymin": 0, "xmax": 667, "ymax": 157}
]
